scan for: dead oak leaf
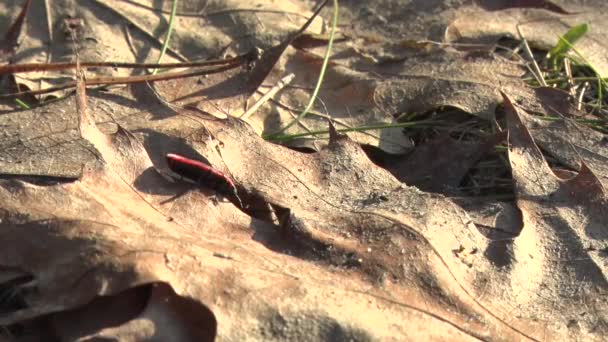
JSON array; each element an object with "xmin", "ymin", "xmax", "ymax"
[
  {"xmin": 108, "ymin": 0, "xmax": 325, "ymax": 60},
  {"xmin": 371, "ymin": 47, "xmax": 535, "ymax": 120},
  {"xmin": 500, "ymin": 92, "xmax": 608, "ymax": 340},
  {"xmin": 0, "ymin": 127, "xmax": 478, "ymax": 341},
  {"xmin": 0, "ymin": 76, "xmax": 487, "ymax": 341},
  {"xmin": 516, "ymin": 106, "xmax": 608, "ymax": 187},
  {"xmin": 187, "ymin": 117, "xmax": 551, "ymax": 340}
]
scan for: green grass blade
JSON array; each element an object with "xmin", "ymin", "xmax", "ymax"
[
  {"xmin": 263, "ymin": 0, "xmax": 339, "ymax": 139},
  {"xmin": 14, "ymin": 98, "xmax": 30, "ymax": 109},
  {"xmin": 548, "ymin": 23, "xmax": 588, "ymax": 65},
  {"xmin": 151, "ymin": 0, "xmax": 179, "ymax": 75},
  {"xmin": 267, "ymin": 120, "xmax": 441, "ymax": 142},
  {"xmin": 557, "ymin": 36, "xmax": 608, "ymax": 109}
]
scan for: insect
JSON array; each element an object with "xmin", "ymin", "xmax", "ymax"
[{"xmin": 166, "ymin": 153, "xmax": 243, "ymax": 208}]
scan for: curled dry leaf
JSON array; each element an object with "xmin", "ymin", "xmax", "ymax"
[{"xmin": 516, "ymin": 105, "xmax": 608, "ymax": 187}]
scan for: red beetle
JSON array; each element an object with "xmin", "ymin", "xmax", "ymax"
[{"xmin": 166, "ymin": 153, "xmax": 243, "ymax": 208}]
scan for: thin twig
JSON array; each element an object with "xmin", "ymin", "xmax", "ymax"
[
  {"xmin": 564, "ymin": 58, "xmax": 575, "ymax": 96},
  {"xmin": 577, "ymin": 82, "xmax": 589, "ymax": 111},
  {"xmin": 0, "ymin": 52, "xmax": 251, "ymax": 75},
  {"xmin": 0, "ymin": 63, "xmax": 242, "ymax": 99},
  {"xmin": 42, "ymin": 0, "xmax": 53, "ymax": 101},
  {"xmin": 516, "ymin": 25, "xmax": 547, "ymax": 87},
  {"xmin": 240, "ymin": 73, "xmax": 295, "ymax": 119}
]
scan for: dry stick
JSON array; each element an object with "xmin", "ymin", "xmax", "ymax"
[
  {"xmin": 240, "ymin": 73, "xmax": 295, "ymax": 120},
  {"xmin": 0, "ymin": 52, "xmax": 252, "ymax": 75},
  {"xmin": 516, "ymin": 25, "xmax": 547, "ymax": 87},
  {"xmin": 0, "ymin": 62, "xmax": 242, "ymax": 99},
  {"xmin": 42, "ymin": 0, "xmax": 54, "ymax": 102},
  {"xmin": 123, "ymin": 23, "xmax": 140, "ymax": 58},
  {"xmin": 577, "ymin": 82, "xmax": 589, "ymax": 111},
  {"xmin": 44, "ymin": 0, "xmax": 53, "ymax": 45},
  {"xmin": 564, "ymin": 58, "xmax": 575, "ymax": 96}
]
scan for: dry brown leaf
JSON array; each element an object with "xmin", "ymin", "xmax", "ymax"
[
  {"xmin": 0, "ymin": 0, "xmax": 178, "ymax": 98},
  {"xmin": 515, "ymin": 101, "xmax": 608, "ymax": 187},
  {"xmin": 500, "ymin": 93, "xmax": 608, "ymax": 340},
  {"xmin": 107, "ymin": 0, "xmax": 324, "ymax": 58},
  {"xmin": 1, "ymin": 1, "xmax": 608, "ymax": 341},
  {"xmin": 1, "ymin": 75, "xmax": 606, "ymax": 341},
  {"xmin": 525, "ymin": 87, "xmax": 588, "ymax": 118},
  {"xmin": 2, "ymin": 52, "xmax": 606, "ymax": 341},
  {"xmin": 446, "ymin": 1, "xmax": 608, "ymax": 77},
  {"xmin": 0, "ymin": 80, "xmax": 533, "ymax": 340}
]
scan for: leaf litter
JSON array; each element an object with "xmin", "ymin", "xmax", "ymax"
[
  {"xmin": 0, "ymin": 63, "xmax": 489, "ymax": 340},
  {"xmin": 0, "ymin": 0, "xmax": 607, "ymax": 341}
]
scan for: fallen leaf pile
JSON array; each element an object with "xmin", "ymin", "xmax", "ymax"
[{"xmin": 0, "ymin": 0, "xmax": 607, "ymax": 340}]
